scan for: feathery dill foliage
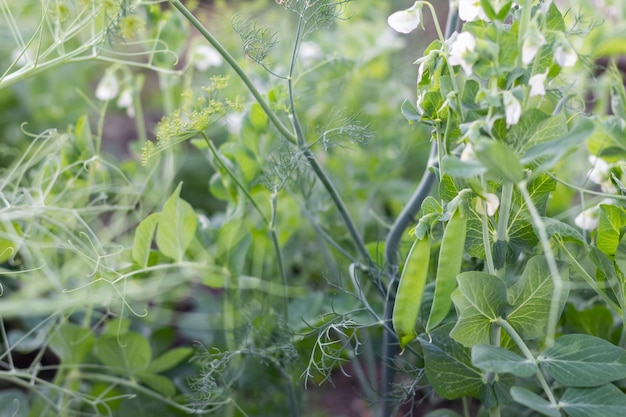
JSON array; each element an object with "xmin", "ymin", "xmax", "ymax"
[
  {"xmin": 188, "ymin": 315, "xmax": 298, "ymax": 410},
  {"xmin": 281, "ymin": 0, "xmax": 352, "ymax": 33},
  {"xmin": 316, "ymin": 111, "xmax": 374, "ymax": 150},
  {"xmin": 141, "ymin": 75, "xmax": 243, "ymax": 165},
  {"xmin": 232, "ymin": 15, "xmax": 279, "ymax": 66}
]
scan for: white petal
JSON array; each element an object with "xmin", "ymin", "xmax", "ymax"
[
  {"xmin": 484, "ymin": 193, "xmax": 500, "ymax": 216},
  {"xmin": 95, "ymin": 71, "xmax": 119, "ymax": 101},
  {"xmin": 521, "ymin": 24, "xmax": 546, "ymax": 65},
  {"xmin": 448, "ymin": 32, "xmax": 476, "ymax": 76},
  {"xmin": 460, "ymin": 142, "xmax": 476, "ymax": 161},
  {"xmin": 587, "ymin": 156, "xmax": 610, "ymax": 184},
  {"xmin": 555, "ymin": 45, "xmax": 577, "ymax": 67},
  {"xmin": 529, "ymin": 71, "xmax": 548, "ymax": 97},
  {"xmin": 387, "ymin": 2, "xmax": 422, "ymax": 34},
  {"xmin": 574, "ymin": 207, "xmax": 599, "ymax": 231},
  {"xmin": 503, "ymin": 91, "xmax": 521, "ymax": 126},
  {"xmin": 458, "ymin": 0, "xmax": 489, "ymax": 22}
]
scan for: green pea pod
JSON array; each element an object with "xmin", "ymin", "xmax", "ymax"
[
  {"xmin": 426, "ymin": 206, "xmax": 467, "ymax": 332},
  {"xmin": 393, "ymin": 234, "xmax": 431, "ymax": 349}
]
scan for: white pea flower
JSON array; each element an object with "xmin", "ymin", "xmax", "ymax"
[
  {"xmin": 522, "ymin": 23, "xmax": 547, "ymax": 65},
  {"xmin": 587, "ymin": 155, "xmax": 610, "ymax": 184},
  {"xmin": 387, "ymin": 2, "xmax": 423, "ymax": 34},
  {"xmin": 192, "ymin": 44, "xmax": 223, "ymax": 71},
  {"xmin": 587, "ymin": 155, "xmax": 617, "ymax": 193},
  {"xmin": 459, "ymin": 0, "xmax": 489, "ymax": 22},
  {"xmin": 475, "ymin": 193, "xmax": 500, "ymax": 216},
  {"xmin": 503, "ymin": 91, "xmax": 522, "ymax": 126},
  {"xmin": 95, "ymin": 70, "xmax": 120, "ymax": 101},
  {"xmin": 448, "ymin": 31, "xmax": 477, "ymax": 76},
  {"xmin": 554, "ymin": 41, "xmax": 577, "ymax": 67},
  {"xmin": 460, "ymin": 142, "xmax": 476, "ymax": 161},
  {"xmin": 574, "ymin": 206, "xmax": 600, "ymax": 231},
  {"xmin": 529, "ymin": 71, "xmax": 548, "ymax": 97},
  {"xmin": 117, "ymin": 88, "xmax": 135, "ymax": 118}
]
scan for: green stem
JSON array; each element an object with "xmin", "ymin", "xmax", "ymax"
[
  {"xmin": 203, "ymin": 133, "xmax": 269, "ymax": 224},
  {"xmin": 517, "ymin": 180, "xmax": 565, "ymax": 347},
  {"xmin": 169, "ymin": 0, "xmax": 297, "ymax": 144},
  {"xmin": 496, "ymin": 318, "xmax": 558, "ymax": 406},
  {"xmin": 270, "ymin": 192, "xmax": 289, "ymax": 321},
  {"xmin": 496, "ymin": 182, "xmax": 513, "ymax": 242}
]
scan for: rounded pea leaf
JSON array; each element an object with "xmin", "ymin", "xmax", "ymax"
[
  {"xmin": 156, "ymin": 183, "xmax": 197, "ymax": 262},
  {"xmin": 96, "ymin": 333, "xmax": 152, "ymax": 373},
  {"xmin": 393, "ymin": 235, "xmax": 430, "ymax": 349},
  {"xmin": 471, "ymin": 344, "xmax": 537, "ymax": 377},
  {"xmin": 559, "ymin": 384, "xmax": 626, "ymax": 417},
  {"xmin": 510, "ymin": 386, "xmax": 560, "ymax": 417},
  {"xmin": 538, "ymin": 334, "xmax": 626, "ymax": 387}
]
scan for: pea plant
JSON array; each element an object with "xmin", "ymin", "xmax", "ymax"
[{"xmin": 2, "ymin": 0, "xmax": 626, "ymax": 416}]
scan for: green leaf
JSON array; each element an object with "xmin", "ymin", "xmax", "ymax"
[
  {"xmin": 545, "ymin": 2, "xmax": 565, "ymax": 31},
  {"xmin": 539, "ymin": 334, "xmax": 626, "ymax": 387},
  {"xmin": 542, "ymin": 217, "xmax": 585, "ymax": 243},
  {"xmin": 474, "ymin": 139, "xmax": 524, "ymax": 183},
  {"xmin": 137, "ymin": 373, "xmax": 176, "ymax": 397},
  {"xmin": 506, "ymin": 174, "xmax": 556, "ymax": 253},
  {"xmin": 132, "ymin": 213, "xmax": 160, "ymax": 267},
  {"xmin": 0, "ymin": 222, "xmax": 22, "ymax": 263},
  {"xmin": 146, "ymin": 347, "xmax": 193, "ymax": 374},
  {"xmin": 401, "ymin": 99, "xmax": 421, "ymax": 123},
  {"xmin": 564, "ymin": 304, "xmax": 616, "ymax": 342},
  {"xmin": 0, "ymin": 390, "xmax": 29, "ymax": 417},
  {"xmin": 96, "ymin": 333, "xmax": 152, "ymax": 373},
  {"xmin": 419, "ymin": 323, "xmax": 483, "ymax": 399},
  {"xmin": 510, "ymin": 386, "xmax": 560, "ymax": 417},
  {"xmin": 597, "ymin": 204, "xmax": 626, "ymax": 256},
  {"xmin": 521, "ymin": 119, "xmax": 594, "ymax": 171},
  {"xmin": 450, "ymin": 272, "xmax": 508, "ymax": 346},
  {"xmin": 421, "ymin": 91, "xmax": 447, "ymax": 120},
  {"xmin": 559, "ymin": 384, "xmax": 626, "ymax": 417},
  {"xmin": 75, "ymin": 114, "xmax": 95, "ymax": 156},
  {"xmin": 156, "ymin": 183, "xmax": 197, "ymax": 261},
  {"xmin": 49, "ymin": 323, "xmax": 95, "ymax": 365},
  {"xmin": 471, "ymin": 344, "xmax": 537, "ymax": 377},
  {"xmin": 507, "ymin": 256, "xmax": 569, "ymax": 340},
  {"xmin": 441, "ymin": 155, "xmax": 487, "ymax": 178},
  {"xmin": 424, "ymin": 410, "xmax": 462, "ymax": 417},
  {"xmin": 587, "ymin": 116, "xmax": 626, "ymax": 162},
  {"xmin": 439, "ymin": 173, "xmax": 464, "ymax": 202},
  {"xmin": 215, "ymin": 219, "xmax": 251, "ymax": 276},
  {"xmin": 616, "ymin": 234, "xmax": 626, "ymax": 278}
]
